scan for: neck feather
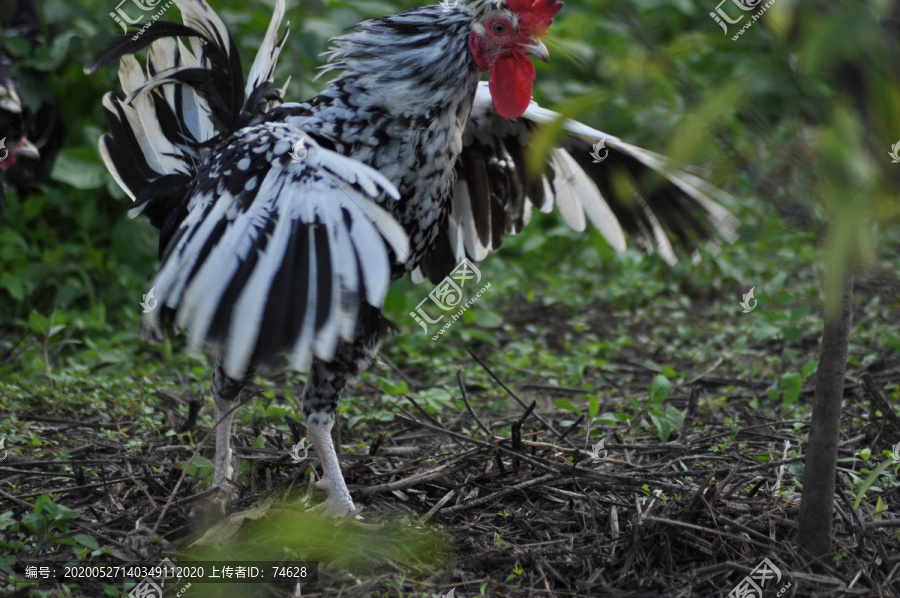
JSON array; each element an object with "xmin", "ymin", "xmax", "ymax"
[{"xmin": 319, "ymin": 5, "xmax": 480, "ymax": 115}]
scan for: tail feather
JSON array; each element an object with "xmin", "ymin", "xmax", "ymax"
[
  {"xmin": 245, "ymin": 0, "xmax": 290, "ymax": 102},
  {"xmin": 87, "ymin": 0, "xmax": 288, "ymax": 211},
  {"xmin": 84, "ymin": 22, "xmax": 198, "ymax": 74}
]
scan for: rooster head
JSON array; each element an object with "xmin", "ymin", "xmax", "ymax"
[
  {"xmin": 468, "ymin": 0, "xmax": 564, "ymax": 120},
  {"xmin": 0, "ymin": 137, "xmax": 40, "ymax": 172}
]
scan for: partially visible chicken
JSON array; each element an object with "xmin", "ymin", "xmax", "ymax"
[
  {"xmin": 0, "ymin": 74, "xmax": 40, "ymax": 223},
  {"xmin": 0, "ymin": 0, "xmax": 62, "ymax": 223}
]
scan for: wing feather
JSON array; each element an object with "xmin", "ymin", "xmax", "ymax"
[
  {"xmin": 441, "ymin": 81, "xmax": 737, "ymax": 276},
  {"xmin": 145, "ymin": 125, "xmax": 407, "ymax": 379}
]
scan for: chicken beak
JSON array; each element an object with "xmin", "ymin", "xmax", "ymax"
[
  {"xmin": 521, "ymin": 36, "xmax": 550, "ymax": 63},
  {"xmin": 14, "ymin": 137, "xmax": 40, "ymax": 160}
]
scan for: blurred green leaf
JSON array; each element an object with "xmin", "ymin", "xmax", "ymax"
[
  {"xmin": 780, "ymin": 372, "xmax": 802, "ymax": 405},
  {"xmin": 649, "ymin": 375, "xmax": 670, "ymax": 404},
  {"xmin": 555, "ymin": 398, "xmax": 581, "ymax": 415},
  {"xmin": 51, "ymin": 149, "xmax": 107, "ymax": 190}
]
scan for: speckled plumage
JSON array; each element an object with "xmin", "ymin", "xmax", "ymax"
[
  {"xmin": 90, "ymin": 0, "xmax": 735, "ymax": 516},
  {"xmin": 271, "ymin": 4, "xmax": 482, "ymax": 270}
]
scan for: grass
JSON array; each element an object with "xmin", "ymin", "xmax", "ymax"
[{"xmin": 3, "ymin": 189, "xmax": 900, "ymax": 595}]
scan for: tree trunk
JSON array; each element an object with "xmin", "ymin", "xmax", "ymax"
[{"xmin": 797, "ymin": 274, "xmax": 854, "ymax": 559}]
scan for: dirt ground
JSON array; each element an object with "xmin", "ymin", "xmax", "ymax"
[{"xmin": 2, "ymin": 341, "xmax": 899, "ymax": 597}]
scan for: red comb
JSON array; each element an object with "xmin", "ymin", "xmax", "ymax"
[{"xmin": 507, "ymin": 0, "xmax": 564, "ymax": 38}]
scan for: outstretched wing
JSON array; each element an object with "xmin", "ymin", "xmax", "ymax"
[
  {"xmin": 414, "ymin": 82, "xmax": 737, "ymax": 282},
  {"xmin": 141, "ymin": 123, "xmax": 409, "ymax": 379}
]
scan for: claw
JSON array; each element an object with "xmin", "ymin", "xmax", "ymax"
[{"xmin": 308, "ymin": 474, "xmax": 357, "ymax": 518}]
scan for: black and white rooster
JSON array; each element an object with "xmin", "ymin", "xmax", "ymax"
[
  {"xmin": 0, "ymin": 0, "xmax": 48, "ymax": 224},
  {"xmin": 87, "ymin": 0, "xmax": 735, "ymax": 517}
]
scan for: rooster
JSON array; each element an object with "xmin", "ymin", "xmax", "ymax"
[
  {"xmin": 87, "ymin": 0, "xmax": 735, "ymax": 517},
  {"xmin": 0, "ymin": 0, "xmax": 61, "ymax": 224}
]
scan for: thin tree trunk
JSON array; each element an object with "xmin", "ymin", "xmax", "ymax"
[{"xmin": 797, "ymin": 274, "xmax": 854, "ymax": 559}]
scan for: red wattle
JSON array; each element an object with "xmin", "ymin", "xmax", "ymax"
[{"xmin": 489, "ymin": 51, "xmax": 536, "ymax": 119}]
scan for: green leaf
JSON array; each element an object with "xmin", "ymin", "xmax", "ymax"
[
  {"xmin": 853, "ymin": 458, "xmax": 896, "ymax": 509},
  {"xmin": 21, "ymin": 513, "xmax": 48, "ymax": 539},
  {"xmin": 459, "ymin": 327, "xmax": 499, "ymax": 345},
  {"xmin": 28, "ymin": 312, "xmax": 50, "ymax": 335},
  {"xmin": 664, "ymin": 406, "xmax": 685, "ymax": 430},
  {"xmin": 33, "ymin": 494, "xmax": 53, "ymax": 514},
  {"xmin": 264, "ymin": 405, "xmax": 289, "ymax": 421},
  {"xmin": 596, "ymin": 412, "xmax": 621, "ymax": 425},
  {"xmin": 0, "ymin": 273, "xmax": 25, "ymax": 301},
  {"xmin": 781, "ymin": 372, "xmax": 802, "ymax": 405},
  {"xmin": 790, "ymin": 306, "xmax": 812, "ymax": 320},
  {"xmin": 377, "ymin": 378, "xmax": 410, "ymax": 396},
  {"xmin": 753, "ymin": 322, "xmax": 782, "ymax": 342},
  {"xmin": 185, "ymin": 456, "xmax": 214, "ymax": 477},
  {"xmin": 1, "ymin": 35, "xmax": 31, "ymax": 58},
  {"xmin": 782, "ymin": 326, "xmax": 802, "ymax": 343},
  {"xmin": 555, "ymin": 398, "xmax": 582, "ymax": 415},
  {"xmin": 648, "ymin": 409, "xmax": 671, "ymax": 442},
  {"xmin": 588, "ymin": 395, "xmax": 599, "ymax": 420},
  {"xmin": 51, "ymin": 149, "xmax": 107, "ymax": 190},
  {"xmin": 649, "ymin": 375, "xmax": 671, "ymax": 404},
  {"xmin": 0, "ymin": 511, "xmax": 17, "ymax": 532},
  {"xmin": 29, "ymin": 30, "xmax": 80, "ymax": 71},
  {"xmin": 473, "ymin": 311, "xmax": 503, "ymax": 328},
  {"xmin": 801, "ymin": 361, "xmax": 817, "ymax": 378}
]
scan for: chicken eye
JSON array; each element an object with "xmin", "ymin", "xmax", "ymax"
[{"xmin": 491, "ymin": 21, "xmax": 507, "ymax": 34}]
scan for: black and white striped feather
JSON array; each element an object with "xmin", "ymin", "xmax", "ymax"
[
  {"xmin": 413, "ymin": 82, "xmax": 738, "ymax": 282},
  {"xmin": 88, "ymin": 0, "xmax": 288, "ymax": 206},
  {"xmin": 144, "ymin": 125, "xmax": 408, "ymax": 379},
  {"xmin": 88, "ymin": 0, "xmax": 413, "ymax": 379}
]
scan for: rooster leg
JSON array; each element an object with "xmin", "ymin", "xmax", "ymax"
[
  {"xmin": 305, "ymin": 413, "xmax": 355, "ymax": 518},
  {"xmin": 211, "ymin": 364, "xmax": 253, "ymax": 505},
  {"xmin": 303, "ymin": 306, "xmax": 388, "ymax": 518}
]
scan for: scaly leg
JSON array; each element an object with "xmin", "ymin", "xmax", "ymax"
[
  {"xmin": 303, "ymin": 305, "xmax": 388, "ymax": 518},
  {"xmin": 306, "ymin": 411, "xmax": 355, "ymax": 517},
  {"xmin": 211, "ymin": 364, "xmax": 254, "ymax": 501}
]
